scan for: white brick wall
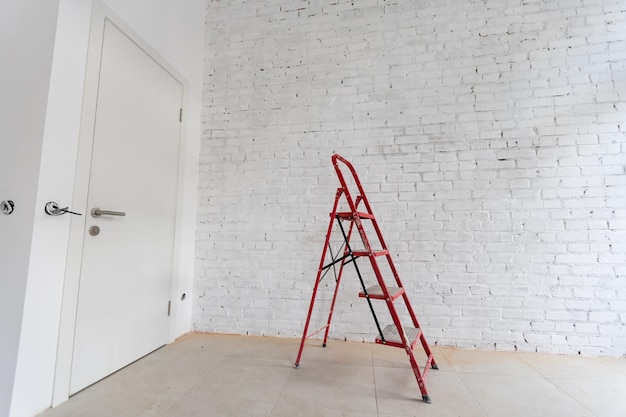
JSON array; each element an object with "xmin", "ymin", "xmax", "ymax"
[{"xmin": 195, "ymin": 0, "xmax": 626, "ymax": 356}]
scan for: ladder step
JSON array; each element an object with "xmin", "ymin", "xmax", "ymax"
[
  {"xmin": 359, "ymin": 285, "xmax": 405, "ymax": 301},
  {"xmin": 352, "ymin": 249, "xmax": 389, "ymax": 257},
  {"xmin": 375, "ymin": 324, "xmax": 421, "ymax": 349},
  {"xmin": 336, "ymin": 211, "xmax": 375, "ymax": 220}
]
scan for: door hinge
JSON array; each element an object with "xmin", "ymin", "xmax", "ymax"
[
  {"xmin": 179, "ymin": 108, "xmax": 183, "ymax": 122},
  {"xmin": 167, "ymin": 300, "xmax": 171, "ymax": 316}
]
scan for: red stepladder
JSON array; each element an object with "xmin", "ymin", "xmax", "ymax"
[{"xmin": 294, "ymin": 154, "xmax": 438, "ymax": 403}]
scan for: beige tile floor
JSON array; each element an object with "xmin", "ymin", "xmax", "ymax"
[{"xmin": 38, "ymin": 333, "xmax": 626, "ymax": 417}]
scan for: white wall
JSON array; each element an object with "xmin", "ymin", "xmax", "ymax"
[
  {"xmin": 0, "ymin": 1, "xmax": 60, "ymax": 417},
  {"xmin": 5, "ymin": 1, "xmax": 205, "ymax": 417},
  {"xmin": 195, "ymin": 0, "xmax": 626, "ymax": 356}
]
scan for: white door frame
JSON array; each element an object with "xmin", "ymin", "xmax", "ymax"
[{"xmin": 53, "ymin": 1, "xmax": 188, "ymax": 405}]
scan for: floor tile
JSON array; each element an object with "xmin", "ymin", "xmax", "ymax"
[
  {"xmin": 171, "ymin": 332, "xmax": 245, "ymax": 356},
  {"xmin": 550, "ymin": 379, "xmax": 626, "ymax": 417},
  {"xmin": 161, "ymin": 396, "xmax": 274, "ymax": 417},
  {"xmin": 39, "ymin": 387, "xmax": 168, "ymax": 417},
  {"xmin": 374, "ymin": 366, "xmax": 486, "ymax": 416},
  {"xmin": 458, "ymin": 373, "xmax": 596, "ymax": 417},
  {"xmin": 274, "ymin": 363, "xmax": 377, "ymax": 414},
  {"xmin": 589, "ymin": 356, "xmax": 626, "ymax": 377},
  {"xmin": 441, "ymin": 347, "xmax": 540, "ymax": 376},
  {"xmin": 516, "ymin": 352, "xmax": 626, "ymax": 383},
  {"xmin": 270, "ymin": 405, "xmax": 379, "ymax": 417},
  {"xmin": 188, "ymin": 356, "xmax": 293, "ymax": 403},
  {"xmin": 296, "ymin": 338, "xmax": 373, "ymax": 367},
  {"xmin": 229, "ymin": 334, "xmax": 301, "ymax": 363}
]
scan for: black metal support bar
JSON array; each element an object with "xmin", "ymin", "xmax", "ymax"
[{"xmin": 321, "ymin": 252, "xmax": 351, "ymax": 273}]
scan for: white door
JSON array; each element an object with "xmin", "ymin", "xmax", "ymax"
[{"xmin": 70, "ymin": 19, "xmax": 183, "ymax": 394}]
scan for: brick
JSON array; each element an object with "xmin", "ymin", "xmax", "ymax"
[{"xmin": 589, "ymin": 312, "xmax": 620, "ymax": 323}]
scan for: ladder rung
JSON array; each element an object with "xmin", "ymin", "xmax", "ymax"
[
  {"xmin": 358, "ymin": 285, "xmax": 405, "ymax": 301},
  {"xmin": 352, "ymin": 249, "xmax": 389, "ymax": 257},
  {"xmin": 335, "ymin": 211, "xmax": 375, "ymax": 220},
  {"xmin": 375, "ymin": 324, "xmax": 421, "ymax": 349}
]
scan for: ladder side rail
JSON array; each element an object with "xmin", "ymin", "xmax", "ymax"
[
  {"xmin": 399, "ymin": 287, "xmax": 422, "ymax": 330},
  {"xmin": 386, "ymin": 292, "xmax": 433, "ymax": 403},
  {"xmin": 295, "ymin": 188, "xmax": 344, "ymax": 367},
  {"xmin": 294, "ymin": 259, "xmax": 327, "ymax": 367},
  {"xmin": 332, "ymin": 154, "xmax": 377, "ymax": 218},
  {"xmin": 331, "ymin": 154, "xmax": 360, "ymax": 214},
  {"xmin": 407, "ymin": 348, "xmax": 431, "ymax": 403},
  {"xmin": 401, "ymin": 289, "xmax": 439, "ymax": 369}
]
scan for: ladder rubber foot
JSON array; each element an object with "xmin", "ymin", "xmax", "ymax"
[
  {"xmin": 432, "ymin": 363, "xmax": 439, "ymax": 370},
  {"xmin": 322, "ymin": 343, "xmax": 326, "ymax": 347},
  {"xmin": 422, "ymin": 395, "xmax": 431, "ymax": 404},
  {"xmin": 294, "ymin": 363, "xmax": 299, "ymax": 369}
]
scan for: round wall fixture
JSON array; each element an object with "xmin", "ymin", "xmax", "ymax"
[{"xmin": 1, "ymin": 200, "xmax": 15, "ymax": 215}]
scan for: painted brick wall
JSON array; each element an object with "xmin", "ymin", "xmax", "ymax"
[{"xmin": 195, "ymin": 0, "xmax": 626, "ymax": 356}]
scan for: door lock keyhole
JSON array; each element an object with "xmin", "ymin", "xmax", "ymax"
[{"xmin": 89, "ymin": 225, "xmax": 100, "ymax": 236}]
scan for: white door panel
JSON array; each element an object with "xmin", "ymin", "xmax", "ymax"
[{"xmin": 70, "ymin": 19, "xmax": 182, "ymax": 394}]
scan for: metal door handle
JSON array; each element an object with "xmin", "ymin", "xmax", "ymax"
[{"xmin": 91, "ymin": 207, "xmax": 126, "ymax": 218}]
